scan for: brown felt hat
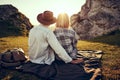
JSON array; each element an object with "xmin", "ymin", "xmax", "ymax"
[{"xmin": 37, "ymin": 11, "xmax": 56, "ymax": 25}]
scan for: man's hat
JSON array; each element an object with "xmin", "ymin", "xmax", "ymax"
[{"xmin": 37, "ymin": 11, "xmax": 56, "ymax": 25}]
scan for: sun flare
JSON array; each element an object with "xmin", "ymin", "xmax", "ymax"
[
  {"xmin": 48, "ymin": 0, "xmax": 83, "ymax": 17},
  {"xmin": 0, "ymin": 0, "xmax": 86, "ymax": 25}
]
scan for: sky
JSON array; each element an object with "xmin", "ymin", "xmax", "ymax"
[{"xmin": 0, "ymin": 0, "xmax": 86, "ymax": 25}]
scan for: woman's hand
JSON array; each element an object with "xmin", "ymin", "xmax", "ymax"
[{"xmin": 70, "ymin": 58, "xmax": 84, "ymax": 64}]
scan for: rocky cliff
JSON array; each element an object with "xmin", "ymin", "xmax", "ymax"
[
  {"xmin": 71, "ymin": 0, "xmax": 120, "ymax": 40},
  {"xmin": 0, "ymin": 5, "xmax": 33, "ymax": 37}
]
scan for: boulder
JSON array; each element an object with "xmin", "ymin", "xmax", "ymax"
[
  {"xmin": 0, "ymin": 5, "xmax": 33, "ymax": 37},
  {"xmin": 71, "ymin": 0, "xmax": 120, "ymax": 39}
]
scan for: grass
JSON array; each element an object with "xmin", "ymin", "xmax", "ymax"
[
  {"xmin": 0, "ymin": 36, "xmax": 28, "ymax": 55},
  {"xmin": 0, "ymin": 36, "xmax": 41, "ymax": 80},
  {"xmin": 77, "ymin": 41, "xmax": 120, "ymax": 80},
  {"xmin": 0, "ymin": 33, "xmax": 120, "ymax": 80}
]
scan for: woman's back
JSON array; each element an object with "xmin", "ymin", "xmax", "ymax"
[{"xmin": 54, "ymin": 28, "xmax": 78, "ymax": 59}]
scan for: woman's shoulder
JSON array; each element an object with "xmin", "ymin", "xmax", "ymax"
[
  {"xmin": 54, "ymin": 27, "xmax": 73, "ymax": 31},
  {"xmin": 69, "ymin": 27, "xmax": 75, "ymax": 31},
  {"xmin": 54, "ymin": 27, "xmax": 75, "ymax": 34},
  {"xmin": 67, "ymin": 27, "xmax": 76, "ymax": 34}
]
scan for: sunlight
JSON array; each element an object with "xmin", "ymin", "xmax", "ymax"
[
  {"xmin": 0, "ymin": 0, "xmax": 86, "ymax": 25},
  {"xmin": 49, "ymin": 1, "xmax": 80, "ymax": 17},
  {"xmin": 51, "ymin": 5, "xmax": 73, "ymax": 17}
]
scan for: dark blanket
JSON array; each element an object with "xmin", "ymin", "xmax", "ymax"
[{"xmin": 21, "ymin": 60, "xmax": 92, "ymax": 80}]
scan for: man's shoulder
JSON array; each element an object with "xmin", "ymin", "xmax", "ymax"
[{"xmin": 32, "ymin": 25, "xmax": 50, "ymax": 31}]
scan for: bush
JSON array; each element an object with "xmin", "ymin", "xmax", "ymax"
[{"xmin": 0, "ymin": 21, "xmax": 29, "ymax": 37}]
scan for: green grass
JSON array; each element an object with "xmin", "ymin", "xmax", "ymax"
[
  {"xmin": 0, "ymin": 36, "xmax": 41, "ymax": 80},
  {"xmin": 77, "ymin": 41, "xmax": 120, "ymax": 79},
  {"xmin": 0, "ymin": 36, "xmax": 28, "ymax": 55},
  {"xmin": 0, "ymin": 33, "xmax": 120, "ymax": 80}
]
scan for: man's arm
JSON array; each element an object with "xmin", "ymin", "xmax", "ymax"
[{"xmin": 47, "ymin": 31, "xmax": 72, "ymax": 63}]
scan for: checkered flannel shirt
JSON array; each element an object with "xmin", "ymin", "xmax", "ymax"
[{"xmin": 54, "ymin": 28, "xmax": 78, "ymax": 59}]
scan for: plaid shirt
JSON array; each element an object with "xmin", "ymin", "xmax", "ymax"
[{"xmin": 54, "ymin": 28, "xmax": 78, "ymax": 59}]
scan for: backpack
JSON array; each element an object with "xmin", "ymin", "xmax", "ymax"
[{"xmin": 0, "ymin": 48, "xmax": 27, "ymax": 68}]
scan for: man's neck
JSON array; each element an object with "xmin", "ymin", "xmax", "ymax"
[{"xmin": 41, "ymin": 24, "xmax": 50, "ymax": 28}]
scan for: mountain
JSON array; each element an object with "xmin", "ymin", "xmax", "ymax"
[
  {"xmin": 0, "ymin": 4, "xmax": 33, "ymax": 37},
  {"xmin": 71, "ymin": 0, "xmax": 120, "ymax": 40}
]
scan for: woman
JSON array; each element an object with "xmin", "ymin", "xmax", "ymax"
[
  {"xmin": 54, "ymin": 13, "xmax": 83, "ymax": 60},
  {"xmin": 54, "ymin": 13, "xmax": 100, "ymax": 80}
]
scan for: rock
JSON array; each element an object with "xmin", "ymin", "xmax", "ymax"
[
  {"xmin": 71, "ymin": 0, "xmax": 120, "ymax": 40},
  {"xmin": 0, "ymin": 5, "xmax": 33, "ymax": 37}
]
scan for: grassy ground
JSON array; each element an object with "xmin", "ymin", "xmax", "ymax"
[
  {"xmin": 0, "ymin": 33, "xmax": 120, "ymax": 80},
  {"xmin": 0, "ymin": 36, "xmax": 28, "ymax": 54}
]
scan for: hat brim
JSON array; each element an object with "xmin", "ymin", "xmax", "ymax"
[{"xmin": 37, "ymin": 14, "xmax": 56, "ymax": 25}]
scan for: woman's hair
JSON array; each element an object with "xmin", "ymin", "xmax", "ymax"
[{"xmin": 56, "ymin": 13, "xmax": 69, "ymax": 28}]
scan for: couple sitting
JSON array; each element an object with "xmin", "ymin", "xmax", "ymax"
[
  {"xmin": 22, "ymin": 11, "xmax": 92, "ymax": 80},
  {"xmin": 29, "ymin": 10, "xmax": 83, "ymax": 65}
]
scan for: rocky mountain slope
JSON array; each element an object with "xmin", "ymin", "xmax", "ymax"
[
  {"xmin": 71, "ymin": 0, "xmax": 120, "ymax": 40},
  {"xmin": 0, "ymin": 5, "xmax": 33, "ymax": 37}
]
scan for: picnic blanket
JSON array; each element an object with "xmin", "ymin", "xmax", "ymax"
[
  {"xmin": 0, "ymin": 49, "xmax": 103, "ymax": 80},
  {"xmin": 21, "ymin": 60, "xmax": 92, "ymax": 80},
  {"xmin": 20, "ymin": 50, "xmax": 103, "ymax": 80},
  {"xmin": 77, "ymin": 50, "xmax": 103, "ymax": 69},
  {"xmin": 77, "ymin": 50, "xmax": 103, "ymax": 80}
]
